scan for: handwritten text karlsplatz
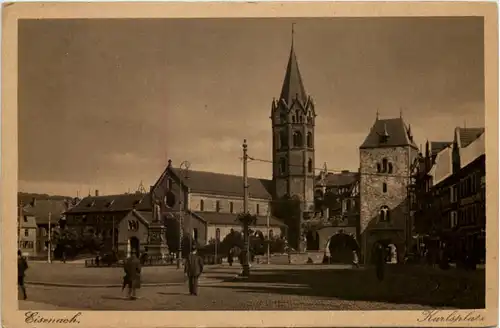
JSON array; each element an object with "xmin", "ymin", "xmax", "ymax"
[{"xmin": 418, "ymin": 310, "xmax": 485, "ymax": 323}]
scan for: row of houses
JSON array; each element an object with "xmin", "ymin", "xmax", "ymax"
[
  {"xmin": 410, "ymin": 126, "xmax": 485, "ymax": 264},
  {"xmin": 18, "ymin": 198, "xmax": 72, "ymax": 257}
]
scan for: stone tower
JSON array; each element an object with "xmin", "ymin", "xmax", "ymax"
[
  {"xmin": 271, "ymin": 31, "xmax": 316, "ymax": 215},
  {"xmin": 358, "ymin": 114, "xmax": 419, "ymax": 264}
]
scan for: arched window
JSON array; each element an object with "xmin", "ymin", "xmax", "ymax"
[
  {"xmin": 292, "ymin": 116, "xmax": 296, "ymax": 123},
  {"xmin": 308, "ymin": 158, "xmax": 313, "ymax": 173},
  {"xmin": 307, "ymin": 132, "xmax": 313, "ymax": 148},
  {"xmin": 383, "ymin": 182, "xmax": 387, "ymax": 193},
  {"xmin": 293, "ymin": 131, "xmax": 303, "ymax": 147},
  {"xmin": 216, "ymin": 201, "xmax": 221, "ymax": 212},
  {"xmin": 279, "ymin": 157, "xmax": 287, "ymax": 174},
  {"xmin": 280, "ymin": 131, "xmax": 288, "ymax": 149},
  {"xmin": 200, "ymin": 199, "xmax": 204, "ymax": 211},
  {"xmin": 388, "ymin": 163, "xmax": 393, "ymax": 174},
  {"xmin": 379, "ymin": 205, "xmax": 390, "ymax": 222},
  {"xmin": 229, "ymin": 201, "xmax": 234, "ymax": 213},
  {"xmin": 377, "ymin": 163, "xmax": 381, "ymax": 173},
  {"xmin": 382, "ymin": 158, "xmax": 388, "ymax": 172}
]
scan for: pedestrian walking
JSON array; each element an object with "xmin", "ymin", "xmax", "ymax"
[
  {"xmin": 184, "ymin": 245, "xmax": 204, "ymax": 296},
  {"xmin": 227, "ymin": 248, "xmax": 233, "ymax": 266},
  {"xmin": 374, "ymin": 243, "xmax": 385, "ymax": 281},
  {"xmin": 123, "ymin": 252, "xmax": 141, "ymax": 300},
  {"xmin": 17, "ymin": 250, "xmax": 28, "ymax": 300}
]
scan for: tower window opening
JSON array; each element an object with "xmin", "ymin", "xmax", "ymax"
[
  {"xmin": 280, "ymin": 131, "xmax": 288, "ymax": 149},
  {"xmin": 292, "ymin": 116, "xmax": 296, "ymax": 123},
  {"xmin": 293, "ymin": 131, "xmax": 303, "ymax": 147},
  {"xmin": 377, "ymin": 163, "xmax": 381, "ymax": 173},
  {"xmin": 308, "ymin": 158, "xmax": 313, "ymax": 173},
  {"xmin": 388, "ymin": 163, "xmax": 393, "ymax": 174},
  {"xmin": 379, "ymin": 205, "xmax": 390, "ymax": 222},
  {"xmin": 382, "ymin": 158, "xmax": 388, "ymax": 172},
  {"xmin": 279, "ymin": 158, "xmax": 287, "ymax": 174},
  {"xmin": 383, "ymin": 182, "xmax": 387, "ymax": 193},
  {"xmin": 307, "ymin": 132, "xmax": 313, "ymax": 148}
]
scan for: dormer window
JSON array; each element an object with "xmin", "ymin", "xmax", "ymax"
[
  {"xmin": 379, "ymin": 205, "xmax": 390, "ymax": 222},
  {"xmin": 106, "ymin": 200, "xmax": 115, "ymax": 208}
]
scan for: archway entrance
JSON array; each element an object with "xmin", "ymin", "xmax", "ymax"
[
  {"xmin": 371, "ymin": 240, "xmax": 398, "ymax": 264},
  {"xmin": 328, "ymin": 232, "xmax": 359, "ymax": 264},
  {"xmin": 129, "ymin": 237, "xmax": 140, "ymax": 256},
  {"xmin": 306, "ymin": 230, "xmax": 320, "ymax": 251}
]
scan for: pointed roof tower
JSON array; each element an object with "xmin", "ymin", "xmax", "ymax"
[{"xmin": 279, "ymin": 23, "xmax": 308, "ymax": 106}]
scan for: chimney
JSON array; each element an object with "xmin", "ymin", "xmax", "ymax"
[
  {"xmin": 31, "ymin": 198, "xmax": 36, "ymax": 207},
  {"xmin": 95, "ymin": 190, "xmax": 99, "ymax": 197}
]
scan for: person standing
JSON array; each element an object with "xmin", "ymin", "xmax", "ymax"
[
  {"xmin": 123, "ymin": 252, "xmax": 141, "ymax": 300},
  {"xmin": 374, "ymin": 243, "xmax": 385, "ymax": 281},
  {"xmin": 17, "ymin": 250, "xmax": 28, "ymax": 300},
  {"xmin": 227, "ymin": 248, "xmax": 233, "ymax": 267},
  {"xmin": 184, "ymin": 245, "xmax": 204, "ymax": 296}
]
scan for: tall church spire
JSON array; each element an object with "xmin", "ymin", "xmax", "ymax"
[{"xmin": 280, "ymin": 23, "xmax": 307, "ymax": 106}]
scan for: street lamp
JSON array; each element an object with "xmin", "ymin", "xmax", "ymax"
[{"xmin": 177, "ymin": 160, "xmax": 191, "ymax": 269}]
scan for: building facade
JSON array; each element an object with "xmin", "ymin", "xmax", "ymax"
[
  {"xmin": 18, "ymin": 208, "xmax": 37, "ymax": 256},
  {"xmin": 359, "ymin": 116, "xmax": 419, "ymax": 264},
  {"xmin": 412, "ymin": 127, "xmax": 485, "ymax": 265}
]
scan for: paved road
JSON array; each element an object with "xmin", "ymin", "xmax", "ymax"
[{"xmin": 19, "ymin": 264, "xmax": 483, "ymax": 310}]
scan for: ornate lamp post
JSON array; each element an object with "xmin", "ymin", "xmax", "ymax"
[{"xmin": 177, "ymin": 160, "xmax": 191, "ymax": 269}]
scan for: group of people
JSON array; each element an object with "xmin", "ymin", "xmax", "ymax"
[{"xmin": 121, "ymin": 245, "xmax": 204, "ymax": 300}]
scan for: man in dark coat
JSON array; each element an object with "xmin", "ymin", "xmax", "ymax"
[
  {"xmin": 123, "ymin": 252, "xmax": 141, "ymax": 300},
  {"xmin": 17, "ymin": 250, "xmax": 28, "ymax": 300},
  {"xmin": 374, "ymin": 243, "xmax": 386, "ymax": 281},
  {"xmin": 184, "ymin": 245, "xmax": 204, "ymax": 296}
]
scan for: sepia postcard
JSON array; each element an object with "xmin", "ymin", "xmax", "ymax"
[{"xmin": 1, "ymin": 1, "xmax": 498, "ymax": 327}]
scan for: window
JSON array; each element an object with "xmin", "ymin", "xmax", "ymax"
[
  {"xmin": 388, "ymin": 163, "xmax": 393, "ymax": 174},
  {"xmin": 292, "ymin": 116, "xmax": 296, "ymax": 123},
  {"xmin": 292, "ymin": 131, "xmax": 303, "ymax": 147},
  {"xmin": 308, "ymin": 158, "xmax": 313, "ymax": 173},
  {"xmin": 166, "ymin": 178, "xmax": 173, "ymax": 190},
  {"xmin": 269, "ymin": 229, "xmax": 274, "ymax": 239},
  {"xmin": 200, "ymin": 199, "xmax": 204, "ymax": 211},
  {"xmin": 382, "ymin": 158, "xmax": 388, "ymax": 172},
  {"xmin": 229, "ymin": 201, "xmax": 234, "ymax": 213},
  {"xmin": 256, "ymin": 204, "xmax": 260, "ymax": 215},
  {"xmin": 379, "ymin": 206, "xmax": 390, "ymax": 222},
  {"xmin": 215, "ymin": 228, "xmax": 221, "ymax": 241},
  {"xmin": 24, "ymin": 229, "xmax": 29, "ymax": 237},
  {"xmin": 377, "ymin": 163, "xmax": 381, "ymax": 173},
  {"xmin": 382, "ymin": 183, "xmax": 387, "ymax": 193},
  {"xmin": 450, "ymin": 211, "xmax": 458, "ymax": 228},
  {"xmin": 279, "ymin": 157, "xmax": 287, "ymax": 174},
  {"xmin": 23, "ymin": 215, "xmax": 28, "ymax": 222},
  {"xmin": 307, "ymin": 132, "xmax": 313, "ymax": 148},
  {"xmin": 280, "ymin": 131, "xmax": 288, "ymax": 149},
  {"xmin": 216, "ymin": 201, "xmax": 221, "ymax": 212},
  {"xmin": 193, "ymin": 228, "xmax": 198, "ymax": 241}
]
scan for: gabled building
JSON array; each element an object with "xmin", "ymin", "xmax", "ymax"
[
  {"xmin": 150, "ymin": 161, "xmax": 286, "ymax": 248},
  {"xmin": 18, "ymin": 207, "xmax": 37, "ymax": 256}
]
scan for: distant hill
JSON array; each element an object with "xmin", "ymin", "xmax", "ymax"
[{"xmin": 18, "ymin": 192, "xmax": 73, "ymax": 205}]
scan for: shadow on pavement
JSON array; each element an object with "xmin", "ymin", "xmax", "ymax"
[{"xmin": 209, "ymin": 266, "xmax": 485, "ymax": 309}]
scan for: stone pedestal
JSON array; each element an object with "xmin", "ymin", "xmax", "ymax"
[{"xmin": 148, "ymin": 223, "xmax": 169, "ymax": 260}]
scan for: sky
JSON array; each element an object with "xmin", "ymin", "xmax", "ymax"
[{"xmin": 18, "ymin": 17, "xmax": 485, "ymax": 197}]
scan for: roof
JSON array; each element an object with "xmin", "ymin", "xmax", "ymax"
[
  {"xmin": 320, "ymin": 171, "xmax": 359, "ymax": 187},
  {"xmin": 360, "ymin": 117, "xmax": 418, "ymax": 149},
  {"xmin": 170, "ymin": 168, "xmax": 273, "ymax": 199},
  {"xmin": 23, "ymin": 199, "xmax": 68, "ymax": 224},
  {"xmin": 193, "ymin": 211, "xmax": 286, "ymax": 227},
  {"xmin": 65, "ymin": 193, "xmax": 152, "ymax": 214},
  {"xmin": 279, "ymin": 44, "xmax": 308, "ymax": 106},
  {"xmin": 456, "ymin": 127, "xmax": 485, "ymax": 148},
  {"xmin": 135, "ymin": 210, "xmax": 154, "ymax": 224},
  {"xmin": 430, "ymin": 141, "xmax": 453, "ymax": 156}
]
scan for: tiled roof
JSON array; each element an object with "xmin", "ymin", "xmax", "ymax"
[
  {"xmin": 170, "ymin": 168, "xmax": 273, "ymax": 199},
  {"xmin": 193, "ymin": 211, "xmax": 286, "ymax": 227},
  {"xmin": 457, "ymin": 127, "xmax": 485, "ymax": 148},
  {"xmin": 23, "ymin": 200, "xmax": 68, "ymax": 224},
  {"xmin": 360, "ymin": 117, "xmax": 418, "ymax": 149},
  {"xmin": 279, "ymin": 44, "xmax": 308, "ymax": 106},
  {"xmin": 321, "ymin": 172, "xmax": 359, "ymax": 187},
  {"xmin": 430, "ymin": 141, "xmax": 452, "ymax": 155},
  {"xmin": 66, "ymin": 193, "xmax": 152, "ymax": 214}
]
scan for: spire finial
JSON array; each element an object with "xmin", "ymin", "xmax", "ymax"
[
  {"xmin": 400, "ymin": 107, "xmax": 403, "ymax": 118},
  {"xmin": 291, "ymin": 22, "xmax": 296, "ymax": 47},
  {"xmin": 376, "ymin": 109, "xmax": 379, "ymax": 121}
]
